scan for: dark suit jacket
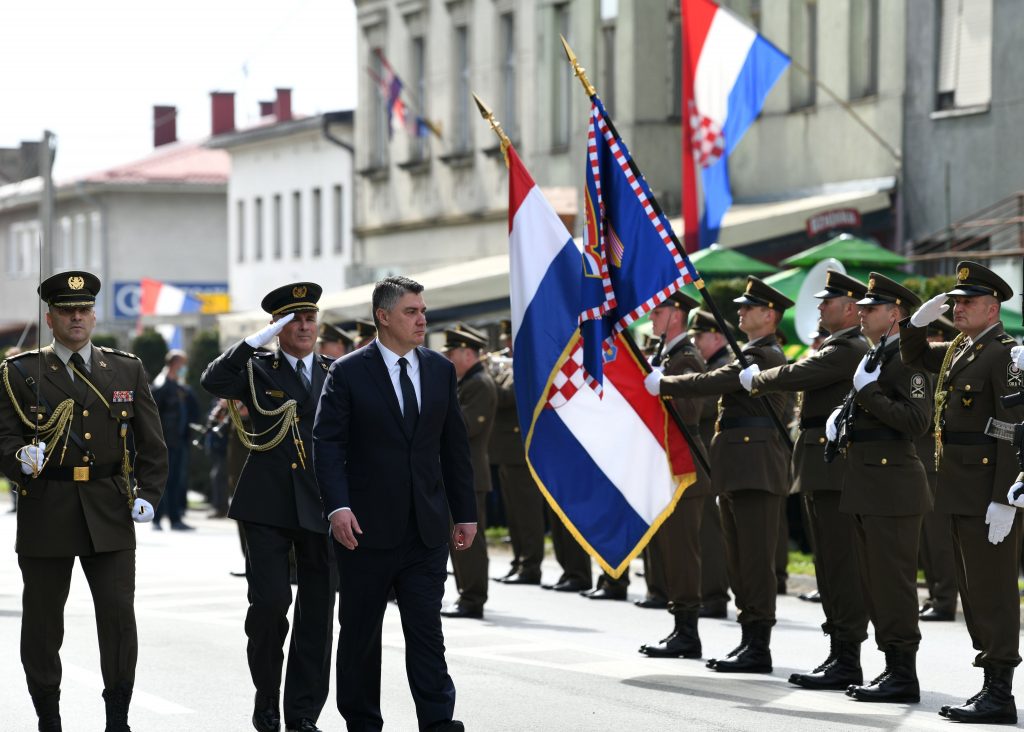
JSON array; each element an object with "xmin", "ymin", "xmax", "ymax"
[
  {"xmin": 200, "ymin": 341, "xmax": 332, "ymax": 534},
  {"xmin": 312, "ymin": 341, "xmax": 476, "ymax": 549}
]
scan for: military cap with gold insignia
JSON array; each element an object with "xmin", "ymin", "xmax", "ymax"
[
  {"xmin": 355, "ymin": 319, "xmax": 377, "ymax": 340},
  {"xmin": 261, "ymin": 282, "xmax": 322, "ymax": 316},
  {"xmin": 655, "ymin": 290, "xmax": 701, "ymax": 312},
  {"xmin": 946, "ymin": 260, "xmax": 1014, "ymax": 301},
  {"xmin": 813, "ymin": 270, "xmax": 869, "ymax": 301},
  {"xmin": 38, "ymin": 270, "xmax": 101, "ymax": 308},
  {"xmin": 318, "ymin": 321, "xmax": 355, "ymax": 347},
  {"xmin": 687, "ymin": 309, "xmax": 737, "ymax": 335},
  {"xmin": 856, "ymin": 273, "xmax": 922, "ymax": 309},
  {"xmin": 732, "ymin": 276, "xmax": 795, "ymax": 310},
  {"xmin": 443, "ymin": 322, "xmax": 488, "ymax": 351}
]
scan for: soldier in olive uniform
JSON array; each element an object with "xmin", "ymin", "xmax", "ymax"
[
  {"xmin": 316, "ymin": 322, "xmax": 356, "ymax": 360},
  {"xmin": 637, "ymin": 291, "xmax": 713, "ymax": 658},
  {"xmin": 201, "ymin": 283, "xmax": 335, "ymax": 732},
  {"xmin": 441, "ymin": 324, "xmax": 498, "ymax": 619},
  {"xmin": 902, "ymin": 262, "xmax": 1024, "ymax": 723},
  {"xmin": 0, "ymin": 271, "xmax": 168, "ymax": 732},
  {"xmin": 645, "ymin": 277, "xmax": 792, "ymax": 673},
  {"xmin": 688, "ymin": 310, "xmax": 734, "ymax": 618},
  {"xmin": 837, "ymin": 274, "xmax": 932, "ymax": 704},
  {"xmin": 739, "ymin": 270, "xmax": 870, "ymax": 690}
]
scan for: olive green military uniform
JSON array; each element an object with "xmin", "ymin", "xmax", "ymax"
[{"xmin": 915, "ymin": 427, "xmax": 958, "ymax": 618}]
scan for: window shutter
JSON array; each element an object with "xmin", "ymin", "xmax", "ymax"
[{"xmin": 955, "ymin": 0, "xmax": 992, "ymax": 107}]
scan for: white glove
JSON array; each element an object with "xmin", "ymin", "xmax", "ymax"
[
  {"xmin": 245, "ymin": 313, "xmax": 295, "ymax": 348},
  {"xmin": 825, "ymin": 407, "xmax": 842, "ymax": 443},
  {"xmin": 132, "ymin": 498, "xmax": 155, "ymax": 523},
  {"xmin": 644, "ymin": 367, "xmax": 664, "ymax": 396},
  {"xmin": 985, "ymin": 501, "xmax": 1016, "ymax": 545},
  {"xmin": 1010, "ymin": 345, "xmax": 1024, "ymax": 371},
  {"xmin": 738, "ymin": 363, "xmax": 760, "ymax": 392},
  {"xmin": 852, "ymin": 354, "xmax": 881, "ymax": 392},
  {"xmin": 18, "ymin": 441, "xmax": 46, "ymax": 475},
  {"xmin": 909, "ymin": 293, "xmax": 950, "ymax": 328},
  {"xmin": 1007, "ymin": 482, "xmax": 1024, "ymax": 509}
]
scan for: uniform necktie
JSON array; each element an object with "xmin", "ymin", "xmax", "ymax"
[
  {"xmin": 69, "ymin": 352, "xmax": 90, "ymax": 401},
  {"xmin": 398, "ymin": 357, "xmax": 418, "ymax": 434},
  {"xmin": 296, "ymin": 359, "xmax": 312, "ymax": 394}
]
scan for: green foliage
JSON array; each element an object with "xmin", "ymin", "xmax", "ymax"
[
  {"xmin": 703, "ymin": 278, "xmax": 746, "ymax": 332},
  {"xmin": 903, "ymin": 275, "xmax": 956, "ymax": 301},
  {"xmin": 188, "ymin": 330, "xmax": 222, "ymax": 398},
  {"xmin": 130, "ymin": 329, "xmax": 168, "ymax": 382},
  {"xmin": 787, "ymin": 550, "xmax": 816, "ymax": 577},
  {"xmin": 91, "ymin": 333, "xmax": 120, "ymax": 349}
]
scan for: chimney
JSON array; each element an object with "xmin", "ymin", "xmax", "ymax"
[
  {"xmin": 210, "ymin": 91, "xmax": 236, "ymax": 136},
  {"xmin": 259, "ymin": 100, "xmax": 274, "ymax": 117},
  {"xmin": 153, "ymin": 105, "xmax": 177, "ymax": 147},
  {"xmin": 274, "ymin": 88, "xmax": 293, "ymax": 122}
]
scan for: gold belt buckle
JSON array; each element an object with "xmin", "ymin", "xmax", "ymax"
[{"xmin": 73, "ymin": 466, "xmax": 90, "ymax": 482}]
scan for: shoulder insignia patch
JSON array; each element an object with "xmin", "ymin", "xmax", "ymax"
[
  {"xmin": 910, "ymin": 372, "xmax": 926, "ymax": 399},
  {"xmin": 6, "ymin": 349, "xmax": 42, "ymax": 361},
  {"xmin": 99, "ymin": 346, "xmax": 140, "ymax": 360},
  {"xmin": 1009, "ymin": 363, "xmax": 1023, "ymax": 388}
]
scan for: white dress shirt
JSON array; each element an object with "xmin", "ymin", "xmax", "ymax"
[
  {"xmin": 376, "ymin": 340, "xmax": 422, "ymax": 414},
  {"xmin": 281, "ymin": 350, "xmax": 315, "ymax": 380},
  {"xmin": 52, "ymin": 340, "xmax": 92, "ymax": 380}
]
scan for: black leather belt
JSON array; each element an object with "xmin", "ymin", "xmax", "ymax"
[
  {"xmin": 850, "ymin": 428, "xmax": 909, "ymax": 442},
  {"xmin": 799, "ymin": 416, "xmax": 827, "ymax": 429},
  {"xmin": 942, "ymin": 432, "xmax": 996, "ymax": 445},
  {"xmin": 718, "ymin": 416, "xmax": 775, "ymax": 430},
  {"xmin": 37, "ymin": 463, "xmax": 121, "ymax": 483}
]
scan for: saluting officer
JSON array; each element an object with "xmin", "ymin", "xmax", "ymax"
[
  {"xmin": 645, "ymin": 277, "xmax": 792, "ymax": 674},
  {"xmin": 201, "ymin": 283, "xmax": 335, "ymax": 732},
  {"xmin": 739, "ymin": 270, "xmax": 871, "ymax": 690},
  {"xmin": 902, "ymin": 262, "xmax": 1024, "ymax": 724},
  {"xmin": 0, "ymin": 271, "xmax": 168, "ymax": 732},
  {"xmin": 441, "ymin": 324, "xmax": 498, "ymax": 620},
  {"xmin": 838, "ymin": 274, "xmax": 932, "ymax": 704}
]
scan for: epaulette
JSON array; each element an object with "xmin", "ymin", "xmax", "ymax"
[
  {"xmin": 998, "ymin": 334, "xmax": 1016, "ymax": 346},
  {"xmin": 99, "ymin": 346, "xmax": 140, "ymax": 360},
  {"xmin": 252, "ymin": 350, "xmax": 274, "ymax": 359},
  {"xmin": 5, "ymin": 349, "xmax": 42, "ymax": 361}
]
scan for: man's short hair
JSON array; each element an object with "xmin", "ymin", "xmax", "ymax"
[{"xmin": 372, "ymin": 276, "xmax": 424, "ymax": 327}]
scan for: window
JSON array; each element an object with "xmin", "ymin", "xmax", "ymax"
[
  {"xmin": 552, "ymin": 3, "xmax": 571, "ymax": 148},
  {"xmin": 452, "ymin": 25, "xmax": 471, "ymax": 152},
  {"xmin": 312, "ymin": 188, "xmax": 322, "ymax": 257},
  {"xmin": 254, "ymin": 197, "xmax": 264, "ymax": 261},
  {"xmin": 292, "ymin": 191, "xmax": 302, "ymax": 258},
  {"xmin": 499, "ymin": 13, "xmax": 518, "ymax": 140},
  {"xmin": 789, "ymin": 0, "xmax": 817, "ymax": 110},
  {"xmin": 89, "ymin": 212, "xmax": 102, "ymax": 269},
  {"xmin": 369, "ymin": 43, "xmax": 389, "ymax": 167},
  {"xmin": 601, "ymin": 19, "xmax": 616, "ymax": 116},
  {"xmin": 273, "ymin": 194, "xmax": 282, "ymax": 259},
  {"xmin": 937, "ymin": 0, "xmax": 992, "ymax": 111},
  {"xmin": 57, "ymin": 216, "xmax": 72, "ymax": 270},
  {"xmin": 333, "ymin": 185, "xmax": 344, "ymax": 255},
  {"xmin": 849, "ymin": 0, "xmax": 879, "ymax": 99},
  {"xmin": 8, "ymin": 221, "xmax": 39, "ymax": 278},
  {"xmin": 410, "ymin": 35, "xmax": 429, "ymax": 160},
  {"xmin": 73, "ymin": 214, "xmax": 87, "ymax": 267},
  {"xmin": 236, "ymin": 200, "xmax": 246, "ymax": 263}
]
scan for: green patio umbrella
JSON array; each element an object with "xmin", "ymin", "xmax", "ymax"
[
  {"xmin": 690, "ymin": 244, "xmax": 779, "ymax": 277},
  {"xmin": 781, "ymin": 234, "xmax": 908, "ymax": 268}
]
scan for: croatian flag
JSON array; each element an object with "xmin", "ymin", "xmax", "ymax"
[
  {"xmin": 681, "ymin": 0, "xmax": 789, "ymax": 250},
  {"xmin": 508, "ymin": 145, "xmax": 696, "ymax": 577},
  {"xmin": 139, "ymin": 279, "xmax": 202, "ymax": 316}
]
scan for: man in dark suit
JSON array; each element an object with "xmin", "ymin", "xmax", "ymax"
[
  {"xmin": 313, "ymin": 275, "xmax": 477, "ymax": 732},
  {"xmin": 202, "ymin": 282, "xmax": 335, "ymax": 732},
  {"xmin": 0, "ymin": 271, "xmax": 168, "ymax": 732}
]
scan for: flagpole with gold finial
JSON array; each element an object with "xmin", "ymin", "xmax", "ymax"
[{"xmin": 473, "ymin": 94, "xmax": 511, "ymax": 168}]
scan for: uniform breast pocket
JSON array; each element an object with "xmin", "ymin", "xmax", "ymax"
[
  {"xmin": 948, "ymin": 376, "xmax": 987, "ymax": 419},
  {"xmin": 956, "ymin": 444, "xmax": 996, "ymax": 468},
  {"xmin": 110, "ymin": 402, "xmax": 134, "ymax": 420},
  {"xmin": 861, "ymin": 443, "xmax": 907, "ymax": 468}
]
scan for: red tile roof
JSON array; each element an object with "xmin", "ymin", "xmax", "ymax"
[{"xmin": 74, "ymin": 140, "xmax": 229, "ymax": 185}]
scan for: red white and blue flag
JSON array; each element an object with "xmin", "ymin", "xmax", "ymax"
[
  {"xmin": 681, "ymin": 0, "xmax": 789, "ymax": 250},
  {"xmin": 507, "ymin": 145, "xmax": 696, "ymax": 577}
]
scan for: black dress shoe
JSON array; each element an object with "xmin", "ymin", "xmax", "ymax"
[
  {"xmin": 545, "ymin": 579, "xmax": 591, "ymax": 592},
  {"xmin": 798, "ymin": 590, "xmax": 822, "ymax": 603},
  {"xmin": 580, "ymin": 587, "xmax": 627, "ymax": 601},
  {"xmin": 252, "ymin": 690, "xmax": 281, "ymax": 732},
  {"xmin": 170, "ymin": 520, "xmax": 195, "ymax": 531},
  {"xmin": 425, "ymin": 721, "xmax": 465, "ymax": 732},
  {"xmin": 440, "ymin": 603, "xmax": 483, "ymax": 619},
  {"xmin": 500, "ymin": 572, "xmax": 541, "ymax": 585},
  {"xmin": 634, "ymin": 597, "xmax": 669, "ymax": 609},
  {"xmin": 699, "ymin": 603, "xmax": 727, "ymax": 619},
  {"xmin": 919, "ymin": 606, "xmax": 955, "ymax": 621},
  {"xmin": 286, "ymin": 719, "xmax": 322, "ymax": 732}
]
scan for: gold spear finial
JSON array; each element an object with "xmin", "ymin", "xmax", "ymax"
[
  {"xmin": 473, "ymin": 93, "xmax": 511, "ymax": 168},
  {"xmin": 560, "ymin": 35, "xmax": 596, "ymax": 97}
]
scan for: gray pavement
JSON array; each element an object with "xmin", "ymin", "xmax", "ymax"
[{"xmin": 0, "ymin": 505, "xmax": 1016, "ymax": 730}]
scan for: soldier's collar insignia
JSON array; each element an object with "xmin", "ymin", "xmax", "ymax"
[{"xmin": 272, "ymin": 360, "xmax": 280, "ymax": 369}]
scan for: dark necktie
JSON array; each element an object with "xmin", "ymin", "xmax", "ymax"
[
  {"xmin": 69, "ymin": 352, "xmax": 90, "ymax": 401},
  {"xmin": 296, "ymin": 359, "xmax": 312, "ymax": 394},
  {"xmin": 398, "ymin": 357, "xmax": 419, "ymax": 435}
]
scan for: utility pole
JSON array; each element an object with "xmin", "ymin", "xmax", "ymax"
[{"xmin": 38, "ymin": 130, "xmax": 56, "ymax": 279}]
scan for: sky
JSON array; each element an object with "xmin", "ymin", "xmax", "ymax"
[{"xmin": 1, "ymin": 0, "xmax": 358, "ymax": 180}]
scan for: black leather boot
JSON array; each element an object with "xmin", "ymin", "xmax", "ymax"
[
  {"xmin": 102, "ymin": 682, "xmax": 133, "ymax": 732},
  {"xmin": 945, "ymin": 666, "xmax": 1017, "ymax": 724},
  {"xmin": 706, "ymin": 623, "xmax": 750, "ymax": 670},
  {"xmin": 31, "ymin": 691, "xmax": 62, "ymax": 732},
  {"xmin": 790, "ymin": 638, "xmax": 863, "ymax": 690},
  {"xmin": 713, "ymin": 622, "xmax": 772, "ymax": 674},
  {"xmin": 639, "ymin": 611, "xmax": 701, "ymax": 658},
  {"xmin": 846, "ymin": 648, "xmax": 919, "ymax": 703},
  {"xmin": 253, "ymin": 690, "xmax": 282, "ymax": 732},
  {"xmin": 940, "ymin": 667, "xmax": 989, "ymax": 718}
]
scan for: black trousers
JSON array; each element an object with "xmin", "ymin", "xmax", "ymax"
[
  {"xmin": 335, "ymin": 528, "xmax": 455, "ymax": 732},
  {"xmin": 242, "ymin": 522, "xmax": 334, "ymax": 724},
  {"xmin": 19, "ymin": 550, "xmax": 137, "ymax": 698}
]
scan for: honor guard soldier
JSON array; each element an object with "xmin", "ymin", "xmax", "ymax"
[
  {"xmin": 441, "ymin": 324, "xmax": 498, "ymax": 619},
  {"xmin": 835, "ymin": 274, "xmax": 932, "ymax": 704},
  {"xmin": 201, "ymin": 283, "xmax": 335, "ymax": 732},
  {"xmin": 738, "ymin": 271, "xmax": 871, "ymax": 690},
  {"xmin": 687, "ymin": 310, "xmax": 734, "ymax": 619},
  {"xmin": 317, "ymin": 322, "xmax": 356, "ymax": 360},
  {"xmin": 637, "ymin": 290, "xmax": 713, "ymax": 659},
  {"xmin": 645, "ymin": 277, "xmax": 792, "ymax": 673},
  {"xmin": 903, "ymin": 262, "xmax": 1024, "ymax": 723},
  {"xmin": 0, "ymin": 270, "xmax": 168, "ymax": 732}
]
